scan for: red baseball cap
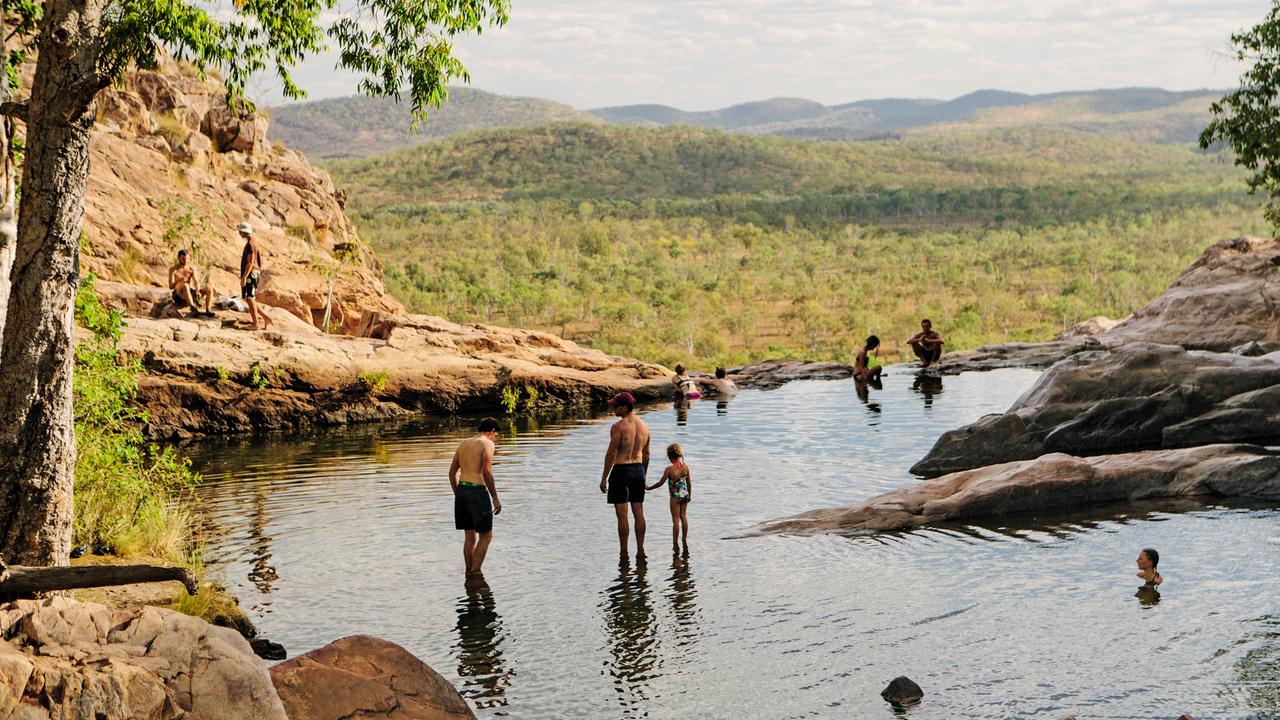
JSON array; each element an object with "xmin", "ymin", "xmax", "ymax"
[{"xmin": 609, "ymin": 391, "xmax": 636, "ymax": 409}]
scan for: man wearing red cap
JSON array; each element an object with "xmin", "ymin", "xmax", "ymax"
[{"xmin": 601, "ymin": 391, "xmax": 651, "ymax": 561}]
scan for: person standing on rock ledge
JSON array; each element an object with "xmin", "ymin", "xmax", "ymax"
[
  {"xmin": 601, "ymin": 392, "xmax": 652, "ymax": 562},
  {"xmin": 450, "ymin": 418, "xmax": 504, "ymax": 576},
  {"xmin": 238, "ymin": 222, "xmax": 272, "ymax": 331}
]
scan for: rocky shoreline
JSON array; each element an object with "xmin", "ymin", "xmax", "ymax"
[{"xmin": 761, "ymin": 235, "xmax": 1280, "ymax": 535}]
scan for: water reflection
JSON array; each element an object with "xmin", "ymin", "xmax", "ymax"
[
  {"xmin": 716, "ymin": 400, "xmax": 730, "ymax": 416},
  {"xmin": 1134, "ymin": 584, "xmax": 1161, "ymax": 608},
  {"xmin": 855, "ymin": 378, "xmax": 883, "ymax": 414},
  {"xmin": 601, "ymin": 558, "xmax": 660, "ymax": 713},
  {"xmin": 247, "ymin": 485, "xmax": 278, "ymax": 595},
  {"xmin": 675, "ymin": 398, "xmax": 693, "ymax": 426},
  {"xmin": 454, "ymin": 576, "xmax": 512, "ymax": 708},
  {"xmin": 911, "ymin": 372, "xmax": 943, "ymax": 407},
  {"xmin": 667, "ymin": 551, "xmax": 701, "ymax": 648}
]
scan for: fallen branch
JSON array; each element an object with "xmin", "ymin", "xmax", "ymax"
[{"xmin": 0, "ymin": 561, "xmax": 199, "ymax": 598}]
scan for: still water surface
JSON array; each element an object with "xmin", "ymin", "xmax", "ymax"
[{"xmin": 185, "ymin": 369, "xmax": 1280, "ymax": 719}]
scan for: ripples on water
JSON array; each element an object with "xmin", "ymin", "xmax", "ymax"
[{"xmin": 185, "ymin": 368, "xmax": 1280, "ymax": 718}]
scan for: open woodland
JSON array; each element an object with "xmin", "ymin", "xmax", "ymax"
[{"xmin": 330, "ymin": 122, "xmax": 1266, "ymax": 367}]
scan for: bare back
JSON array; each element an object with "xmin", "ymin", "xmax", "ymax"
[
  {"xmin": 611, "ymin": 413, "xmax": 650, "ymax": 465},
  {"xmin": 455, "ymin": 435, "xmax": 495, "ymax": 484}
]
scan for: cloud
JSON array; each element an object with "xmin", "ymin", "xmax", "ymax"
[{"xmin": 263, "ymin": 0, "xmax": 1261, "ymax": 109}]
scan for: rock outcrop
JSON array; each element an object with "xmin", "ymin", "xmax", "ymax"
[
  {"xmin": 760, "ymin": 444, "xmax": 1280, "ymax": 535},
  {"xmin": 0, "ymin": 596, "xmax": 286, "ymax": 719},
  {"xmin": 85, "ymin": 61, "xmax": 402, "ymax": 334},
  {"xmin": 1096, "ymin": 236, "xmax": 1280, "ymax": 351},
  {"xmin": 269, "ymin": 635, "xmax": 476, "ymax": 720},
  {"xmin": 94, "ymin": 284, "xmax": 671, "ymax": 438},
  {"xmin": 728, "ymin": 359, "xmax": 854, "ymax": 390},
  {"xmin": 910, "ymin": 343, "xmax": 1280, "ymax": 477}
]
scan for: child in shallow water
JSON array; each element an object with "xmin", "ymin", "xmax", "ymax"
[{"xmin": 648, "ymin": 443, "xmax": 692, "ymax": 550}]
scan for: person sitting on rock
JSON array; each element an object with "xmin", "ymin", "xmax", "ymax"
[
  {"xmin": 1136, "ymin": 547, "xmax": 1163, "ymax": 585},
  {"xmin": 906, "ymin": 319, "xmax": 945, "ymax": 368},
  {"xmin": 168, "ymin": 249, "xmax": 213, "ymax": 317},
  {"xmin": 671, "ymin": 364, "xmax": 702, "ymax": 400},
  {"xmin": 853, "ymin": 335, "xmax": 884, "ymax": 382},
  {"xmin": 238, "ymin": 222, "xmax": 272, "ymax": 331},
  {"xmin": 695, "ymin": 366, "xmax": 738, "ymax": 397}
]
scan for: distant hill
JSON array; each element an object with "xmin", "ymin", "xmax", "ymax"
[
  {"xmin": 327, "ymin": 122, "xmax": 1231, "ymax": 210},
  {"xmin": 267, "ymin": 88, "xmax": 598, "ymax": 160},
  {"xmin": 272, "ymin": 86, "xmax": 1226, "ymax": 161},
  {"xmin": 591, "ymin": 87, "xmax": 1221, "ymax": 142}
]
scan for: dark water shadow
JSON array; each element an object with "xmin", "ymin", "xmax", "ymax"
[
  {"xmin": 600, "ymin": 558, "xmax": 661, "ymax": 712},
  {"xmin": 910, "ymin": 372, "xmax": 943, "ymax": 408},
  {"xmin": 454, "ymin": 575, "xmax": 512, "ymax": 709}
]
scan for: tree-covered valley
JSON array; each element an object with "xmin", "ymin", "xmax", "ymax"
[{"xmin": 330, "ymin": 122, "xmax": 1265, "ymax": 367}]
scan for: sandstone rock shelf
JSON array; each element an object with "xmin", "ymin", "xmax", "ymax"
[
  {"xmin": 759, "ymin": 444, "xmax": 1280, "ymax": 536},
  {"xmin": 99, "ymin": 286, "xmax": 673, "ymax": 438}
]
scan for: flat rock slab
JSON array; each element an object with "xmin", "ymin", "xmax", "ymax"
[
  {"xmin": 759, "ymin": 444, "xmax": 1280, "ymax": 536},
  {"xmin": 270, "ymin": 634, "xmax": 475, "ymax": 720},
  {"xmin": 729, "ymin": 359, "xmax": 855, "ymax": 390},
  {"xmin": 911, "ymin": 343, "xmax": 1280, "ymax": 478}
]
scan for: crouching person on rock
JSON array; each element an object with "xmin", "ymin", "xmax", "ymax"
[{"xmin": 450, "ymin": 417, "xmax": 504, "ymax": 576}]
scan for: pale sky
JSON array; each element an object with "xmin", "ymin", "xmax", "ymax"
[{"xmin": 258, "ymin": 0, "xmax": 1264, "ymax": 110}]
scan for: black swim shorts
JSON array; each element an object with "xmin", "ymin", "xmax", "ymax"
[
  {"xmin": 607, "ymin": 463, "xmax": 646, "ymax": 504},
  {"xmin": 241, "ymin": 270, "xmax": 260, "ymax": 300},
  {"xmin": 171, "ymin": 290, "xmax": 189, "ymax": 308},
  {"xmin": 454, "ymin": 484, "xmax": 493, "ymax": 533}
]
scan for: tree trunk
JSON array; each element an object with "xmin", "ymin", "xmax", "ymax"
[
  {"xmin": 0, "ymin": 12, "xmax": 15, "ymax": 344},
  {"xmin": 0, "ymin": 0, "xmax": 108, "ymax": 566},
  {"xmin": 0, "ymin": 563, "xmax": 199, "ymax": 598}
]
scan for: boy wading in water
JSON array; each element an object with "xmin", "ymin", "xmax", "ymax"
[
  {"xmin": 450, "ymin": 418, "xmax": 504, "ymax": 576},
  {"xmin": 601, "ymin": 392, "xmax": 651, "ymax": 562},
  {"xmin": 648, "ymin": 444, "xmax": 692, "ymax": 552}
]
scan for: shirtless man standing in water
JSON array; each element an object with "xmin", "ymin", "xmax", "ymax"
[
  {"xmin": 600, "ymin": 392, "xmax": 651, "ymax": 561},
  {"xmin": 450, "ymin": 418, "xmax": 504, "ymax": 576}
]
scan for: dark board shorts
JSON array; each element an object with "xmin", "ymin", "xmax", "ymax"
[
  {"xmin": 607, "ymin": 463, "xmax": 646, "ymax": 504},
  {"xmin": 455, "ymin": 485, "xmax": 493, "ymax": 533},
  {"xmin": 242, "ymin": 270, "xmax": 260, "ymax": 300}
]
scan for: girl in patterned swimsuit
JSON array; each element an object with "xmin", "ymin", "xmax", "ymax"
[{"xmin": 648, "ymin": 443, "xmax": 693, "ymax": 550}]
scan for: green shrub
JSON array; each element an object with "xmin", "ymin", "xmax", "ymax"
[
  {"xmin": 249, "ymin": 363, "xmax": 271, "ymax": 390},
  {"xmin": 499, "ymin": 385, "xmax": 519, "ymax": 415},
  {"xmin": 358, "ymin": 369, "xmax": 389, "ymax": 394},
  {"xmin": 73, "ymin": 276, "xmax": 200, "ymax": 561}
]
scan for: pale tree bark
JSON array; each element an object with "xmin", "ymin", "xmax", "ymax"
[
  {"xmin": 0, "ymin": 11, "xmax": 16, "ymax": 344},
  {"xmin": 0, "ymin": 0, "xmax": 109, "ymax": 566}
]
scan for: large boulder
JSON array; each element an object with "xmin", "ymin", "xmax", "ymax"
[
  {"xmin": 760, "ymin": 444, "xmax": 1280, "ymax": 535},
  {"xmin": 911, "ymin": 343, "xmax": 1280, "ymax": 477},
  {"xmin": 0, "ymin": 596, "xmax": 287, "ymax": 720},
  {"xmin": 1095, "ymin": 236, "xmax": 1280, "ymax": 351},
  {"xmin": 269, "ymin": 634, "xmax": 475, "ymax": 720}
]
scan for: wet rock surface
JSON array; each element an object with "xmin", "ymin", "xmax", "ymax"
[
  {"xmin": 0, "ymin": 597, "xmax": 287, "ymax": 720},
  {"xmin": 760, "ymin": 444, "xmax": 1280, "ymax": 536},
  {"xmin": 728, "ymin": 359, "xmax": 854, "ymax": 390},
  {"xmin": 269, "ymin": 635, "xmax": 476, "ymax": 720},
  {"xmin": 910, "ymin": 343, "xmax": 1280, "ymax": 478}
]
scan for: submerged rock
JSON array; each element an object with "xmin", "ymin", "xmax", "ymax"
[
  {"xmin": 911, "ymin": 343, "xmax": 1280, "ymax": 478},
  {"xmin": 880, "ymin": 675, "xmax": 924, "ymax": 704},
  {"xmin": 0, "ymin": 596, "xmax": 287, "ymax": 719},
  {"xmin": 760, "ymin": 444, "xmax": 1280, "ymax": 535},
  {"xmin": 270, "ymin": 634, "xmax": 476, "ymax": 720}
]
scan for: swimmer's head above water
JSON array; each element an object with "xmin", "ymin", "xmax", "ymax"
[{"xmin": 1136, "ymin": 547, "xmax": 1162, "ymax": 585}]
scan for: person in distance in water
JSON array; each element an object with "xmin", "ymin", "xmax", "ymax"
[
  {"xmin": 601, "ymin": 391, "xmax": 652, "ymax": 562},
  {"xmin": 1136, "ymin": 547, "xmax": 1163, "ymax": 586},
  {"xmin": 450, "ymin": 418, "xmax": 504, "ymax": 576},
  {"xmin": 695, "ymin": 366, "xmax": 739, "ymax": 398},
  {"xmin": 906, "ymin": 319, "xmax": 945, "ymax": 368},
  {"xmin": 853, "ymin": 335, "xmax": 884, "ymax": 382}
]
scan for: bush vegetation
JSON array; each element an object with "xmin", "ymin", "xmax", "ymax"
[
  {"xmin": 73, "ymin": 276, "xmax": 199, "ymax": 561},
  {"xmin": 331, "ymin": 123, "xmax": 1266, "ymax": 367}
]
